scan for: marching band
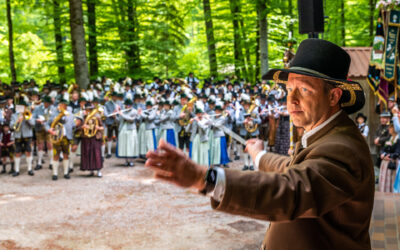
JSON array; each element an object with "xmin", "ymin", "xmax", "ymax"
[{"xmin": 0, "ymin": 75, "xmax": 292, "ymax": 180}]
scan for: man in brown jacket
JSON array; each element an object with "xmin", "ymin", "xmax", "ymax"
[{"xmin": 146, "ymin": 39, "xmax": 375, "ymax": 250}]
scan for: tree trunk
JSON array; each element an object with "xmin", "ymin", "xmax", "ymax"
[
  {"xmin": 202, "ymin": 0, "xmax": 218, "ymax": 78},
  {"xmin": 126, "ymin": 0, "xmax": 140, "ymax": 74},
  {"xmin": 68, "ymin": 0, "xmax": 90, "ymax": 89},
  {"xmin": 255, "ymin": 19, "xmax": 260, "ymax": 81},
  {"xmin": 239, "ymin": 9, "xmax": 251, "ymax": 82},
  {"xmin": 369, "ymin": 0, "xmax": 375, "ymax": 44},
  {"xmin": 288, "ymin": 0, "xmax": 293, "ymax": 35},
  {"xmin": 257, "ymin": 0, "xmax": 268, "ymax": 78},
  {"xmin": 6, "ymin": 0, "xmax": 16, "ymax": 82},
  {"xmin": 229, "ymin": 0, "xmax": 246, "ymax": 79},
  {"xmin": 87, "ymin": 0, "xmax": 99, "ymax": 79},
  {"xmin": 53, "ymin": 0, "xmax": 66, "ymax": 84},
  {"xmin": 341, "ymin": 0, "xmax": 345, "ymax": 46}
]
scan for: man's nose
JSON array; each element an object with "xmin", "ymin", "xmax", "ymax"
[{"xmin": 287, "ymin": 89, "xmax": 300, "ymax": 105}]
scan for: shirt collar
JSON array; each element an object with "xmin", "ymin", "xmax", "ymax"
[{"xmin": 301, "ymin": 110, "xmax": 342, "ymax": 148}]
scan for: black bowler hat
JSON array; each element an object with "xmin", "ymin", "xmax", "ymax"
[
  {"xmin": 262, "ymin": 38, "xmax": 365, "ymax": 114},
  {"xmin": 356, "ymin": 113, "xmax": 367, "ymax": 122}
]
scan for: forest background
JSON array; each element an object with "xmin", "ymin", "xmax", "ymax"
[{"xmin": 0, "ymin": 0, "xmax": 376, "ymax": 87}]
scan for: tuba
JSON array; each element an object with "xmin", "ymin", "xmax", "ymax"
[
  {"xmin": 83, "ymin": 108, "xmax": 99, "ymax": 138},
  {"xmin": 50, "ymin": 107, "xmax": 68, "ymax": 144},
  {"xmin": 244, "ymin": 96, "xmax": 259, "ymax": 133},
  {"xmin": 178, "ymin": 96, "xmax": 197, "ymax": 126}
]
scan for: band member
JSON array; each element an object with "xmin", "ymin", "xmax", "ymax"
[
  {"xmin": 176, "ymin": 93, "xmax": 192, "ymax": 153},
  {"xmin": 104, "ymin": 92, "xmax": 120, "ymax": 158},
  {"xmin": 10, "ymin": 100, "xmax": 35, "ymax": 176},
  {"xmin": 209, "ymin": 102, "xmax": 230, "ymax": 167},
  {"xmin": 47, "ymin": 99, "xmax": 74, "ymax": 180},
  {"xmin": 236, "ymin": 94, "xmax": 261, "ymax": 171},
  {"xmin": 274, "ymin": 98, "xmax": 290, "ymax": 155},
  {"xmin": 79, "ymin": 102, "xmax": 104, "ymax": 177},
  {"xmin": 356, "ymin": 113, "xmax": 369, "ymax": 139},
  {"xmin": 140, "ymin": 99, "xmax": 158, "ymax": 153},
  {"xmin": 258, "ymin": 94, "xmax": 270, "ymax": 150},
  {"xmin": 69, "ymin": 89, "xmax": 81, "ymax": 114},
  {"xmin": 33, "ymin": 96, "xmax": 56, "ymax": 170},
  {"xmin": 187, "ymin": 102, "xmax": 210, "ymax": 166},
  {"xmin": 159, "ymin": 99, "xmax": 177, "ymax": 147},
  {"xmin": 0, "ymin": 123, "xmax": 14, "ymax": 174},
  {"xmin": 117, "ymin": 99, "xmax": 139, "ymax": 166}
]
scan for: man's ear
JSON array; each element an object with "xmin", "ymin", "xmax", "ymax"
[{"xmin": 329, "ymin": 88, "xmax": 343, "ymax": 107}]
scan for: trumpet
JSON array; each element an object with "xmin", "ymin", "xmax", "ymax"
[{"xmin": 14, "ymin": 110, "xmax": 32, "ymax": 132}]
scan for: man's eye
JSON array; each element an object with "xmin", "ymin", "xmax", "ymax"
[
  {"xmin": 302, "ymin": 88, "xmax": 308, "ymax": 92},
  {"xmin": 287, "ymin": 88, "xmax": 293, "ymax": 92}
]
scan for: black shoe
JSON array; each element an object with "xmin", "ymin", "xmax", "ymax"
[
  {"xmin": 34, "ymin": 165, "xmax": 42, "ymax": 170},
  {"xmin": 52, "ymin": 175, "xmax": 58, "ymax": 181},
  {"xmin": 223, "ymin": 164, "xmax": 230, "ymax": 168},
  {"xmin": 28, "ymin": 170, "xmax": 34, "ymax": 176},
  {"xmin": 12, "ymin": 172, "xmax": 19, "ymax": 177},
  {"xmin": 8, "ymin": 169, "xmax": 15, "ymax": 175},
  {"xmin": 234, "ymin": 155, "xmax": 240, "ymax": 161},
  {"xmin": 0, "ymin": 169, "xmax": 6, "ymax": 174},
  {"xmin": 49, "ymin": 164, "xmax": 53, "ymax": 170},
  {"xmin": 242, "ymin": 165, "xmax": 249, "ymax": 171},
  {"xmin": 69, "ymin": 168, "xmax": 74, "ymax": 174},
  {"xmin": 249, "ymin": 166, "xmax": 254, "ymax": 171},
  {"xmin": 106, "ymin": 154, "xmax": 112, "ymax": 159},
  {"xmin": 125, "ymin": 162, "xmax": 130, "ymax": 167},
  {"xmin": 59, "ymin": 157, "xmax": 63, "ymax": 162},
  {"xmin": 64, "ymin": 174, "xmax": 70, "ymax": 179},
  {"xmin": 88, "ymin": 171, "xmax": 94, "ymax": 177}
]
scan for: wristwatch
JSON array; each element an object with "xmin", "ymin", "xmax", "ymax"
[{"xmin": 199, "ymin": 168, "xmax": 217, "ymax": 195}]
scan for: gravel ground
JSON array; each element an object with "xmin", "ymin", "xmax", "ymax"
[{"xmin": 0, "ymin": 153, "xmax": 267, "ymax": 250}]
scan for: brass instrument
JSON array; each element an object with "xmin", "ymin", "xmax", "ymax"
[
  {"xmin": 104, "ymin": 82, "xmax": 115, "ymax": 99},
  {"xmin": 83, "ymin": 108, "xmax": 100, "ymax": 138},
  {"xmin": 50, "ymin": 107, "xmax": 68, "ymax": 144},
  {"xmin": 67, "ymin": 83, "xmax": 78, "ymax": 94},
  {"xmin": 178, "ymin": 96, "xmax": 197, "ymax": 126},
  {"xmin": 244, "ymin": 97, "xmax": 259, "ymax": 133},
  {"xmin": 14, "ymin": 109, "xmax": 32, "ymax": 132}
]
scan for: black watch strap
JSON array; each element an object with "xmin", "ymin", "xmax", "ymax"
[{"xmin": 199, "ymin": 168, "xmax": 217, "ymax": 195}]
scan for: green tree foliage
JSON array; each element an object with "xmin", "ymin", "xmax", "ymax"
[{"xmin": 0, "ymin": 0, "xmax": 378, "ymax": 84}]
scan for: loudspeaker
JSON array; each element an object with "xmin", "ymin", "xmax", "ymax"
[{"xmin": 298, "ymin": 0, "xmax": 324, "ymax": 34}]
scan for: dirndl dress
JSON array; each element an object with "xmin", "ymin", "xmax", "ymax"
[{"xmin": 117, "ymin": 123, "xmax": 138, "ymax": 158}]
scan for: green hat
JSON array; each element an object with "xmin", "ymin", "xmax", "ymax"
[
  {"xmin": 59, "ymin": 98, "xmax": 69, "ymax": 104},
  {"xmin": 43, "ymin": 96, "xmax": 52, "ymax": 103},
  {"xmin": 124, "ymin": 99, "xmax": 133, "ymax": 106},
  {"xmin": 79, "ymin": 97, "xmax": 87, "ymax": 102}
]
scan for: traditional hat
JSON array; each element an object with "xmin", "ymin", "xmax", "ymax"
[
  {"xmin": 43, "ymin": 96, "xmax": 52, "ymax": 103},
  {"xmin": 262, "ymin": 38, "xmax": 365, "ymax": 114},
  {"xmin": 195, "ymin": 101, "xmax": 204, "ymax": 114},
  {"xmin": 124, "ymin": 99, "xmax": 133, "ymax": 106},
  {"xmin": 215, "ymin": 101, "xmax": 224, "ymax": 110},
  {"xmin": 59, "ymin": 98, "xmax": 69, "ymax": 104},
  {"xmin": 356, "ymin": 113, "xmax": 367, "ymax": 122},
  {"xmin": 84, "ymin": 102, "xmax": 95, "ymax": 109},
  {"xmin": 380, "ymin": 111, "xmax": 391, "ymax": 118}
]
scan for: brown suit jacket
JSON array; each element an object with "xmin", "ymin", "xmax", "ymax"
[{"xmin": 211, "ymin": 111, "xmax": 374, "ymax": 250}]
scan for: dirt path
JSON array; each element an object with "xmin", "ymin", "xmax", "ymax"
[{"xmin": 0, "ymin": 156, "xmax": 267, "ymax": 250}]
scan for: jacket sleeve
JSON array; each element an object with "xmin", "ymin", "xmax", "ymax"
[
  {"xmin": 211, "ymin": 140, "xmax": 372, "ymax": 222},
  {"xmin": 258, "ymin": 153, "xmax": 291, "ymax": 173}
]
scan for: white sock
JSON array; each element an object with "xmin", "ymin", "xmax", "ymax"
[
  {"xmin": 53, "ymin": 161, "xmax": 59, "ymax": 176},
  {"xmin": 60, "ymin": 152, "xmax": 64, "ymax": 159},
  {"xmin": 63, "ymin": 160, "xmax": 69, "ymax": 175},
  {"xmin": 107, "ymin": 141, "xmax": 112, "ymax": 155},
  {"xmin": 244, "ymin": 153, "xmax": 249, "ymax": 166},
  {"xmin": 101, "ymin": 145, "xmax": 105, "ymax": 157},
  {"xmin": 15, "ymin": 157, "xmax": 20, "ymax": 172},
  {"xmin": 69, "ymin": 152, "xmax": 76, "ymax": 169},
  {"xmin": 264, "ymin": 141, "xmax": 268, "ymax": 152},
  {"xmin": 38, "ymin": 151, "xmax": 44, "ymax": 165},
  {"xmin": 26, "ymin": 156, "xmax": 33, "ymax": 171},
  {"xmin": 50, "ymin": 152, "xmax": 54, "ymax": 165}
]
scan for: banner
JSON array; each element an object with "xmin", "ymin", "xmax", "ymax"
[{"xmin": 384, "ymin": 10, "xmax": 400, "ymax": 81}]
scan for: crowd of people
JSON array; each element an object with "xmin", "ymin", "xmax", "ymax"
[{"xmin": 0, "ymin": 73, "xmax": 295, "ymax": 181}]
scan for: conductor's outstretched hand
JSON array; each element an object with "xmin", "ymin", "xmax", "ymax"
[{"xmin": 145, "ymin": 139, "xmax": 207, "ymax": 191}]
